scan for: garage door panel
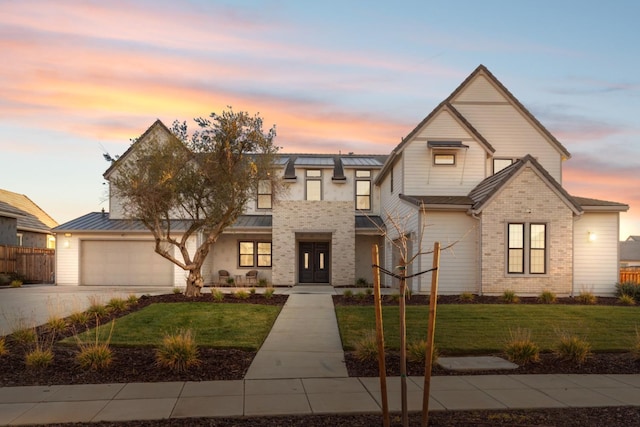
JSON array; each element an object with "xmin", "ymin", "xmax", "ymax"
[{"xmin": 81, "ymin": 240, "xmax": 173, "ymax": 286}]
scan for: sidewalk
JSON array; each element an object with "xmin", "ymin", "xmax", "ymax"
[
  {"xmin": 2, "ymin": 286, "xmax": 640, "ymax": 424},
  {"xmin": 3, "ymin": 374, "xmax": 640, "ymax": 424}
]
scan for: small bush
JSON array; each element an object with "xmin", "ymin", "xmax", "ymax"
[
  {"xmin": 353, "ymin": 330, "xmax": 379, "ymax": 362},
  {"xmin": 86, "ymin": 296, "xmax": 110, "ymax": 317},
  {"xmin": 127, "ymin": 294, "xmax": 139, "ymax": 305},
  {"xmin": 46, "ymin": 316, "xmax": 68, "ymax": 335},
  {"xmin": 502, "ymin": 289, "xmax": 520, "ymax": 304},
  {"xmin": 503, "ymin": 328, "xmax": 540, "ymax": 365},
  {"xmin": 233, "ymin": 290, "xmax": 250, "ymax": 300},
  {"xmin": 68, "ymin": 311, "xmax": 90, "ymax": 326},
  {"xmin": 343, "ymin": 289, "xmax": 354, "ymax": 298},
  {"xmin": 12, "ymin": 327, "xmax": 37, "ymax": 346},
  {"xmin": 0, "ymin": 337, "xmax": 7, "ymax": 356},
  {"xmin": 106, "ymin": 297, "xmax": 129, "ymax": 313},
  {"xmin": 155, "ymin": 329, "xmax": 200, "ymax": 372},
  {"xmin": 618, "ymin": 294, "xmax": 636, "ymax": 306},
  {"xmin": 173, "ymin": 287, "xmax": 182, "ymax": 294},
  {"xmin": 407, "ymin": 340, "xmax": 439, "ymax": 364},
  {"xmin": 538, "ymin": 290, "xmax": 557, "ymax": 304},
  {"xmin": 354, "ymin": 291, "xmax": 367, "ymax": 300},
  {"xmin": 355, "ymin": 277, "xmax": 368, "ymax": 287},
  {"xmin": 211, "ymin": 289, "xmax": 225, "ymax": 301},
  {"xmin": 75, "ymin": 320, "xmax": 115, "ymax": 371},
  {"xmin": 458, "ymin": 292, "xmax": 475, "ymax": 302},
  {"xmin": 555, "ymin": 332, "xmax": 591, "ymax": 365},
  {"xmin": 576, "ymin": 291, "xmax": 597, "ymax": 305},
  {"xmin": 25, "ymin": 346, "xmax": 53, "ymax": 370},
  {"xmin": 258, "ymin": 278, "xmax": 268, "ymax": 287},
  {"xmin": 263, "ymin": 287, "xmax": 275, "ymax": 299},
  {"xmin": 616, "ymin": 281, "xmax": 640, "ymax": 302},
  {"xmin": 365, "ymin": 287, "xmax": 373, "ymax": 296},
  {"xmin": 249, "ymin": 287, "xmax": 257, "ymax": 295},
  {"xmin": 9, "ymin": 279, "xmax": 23, "ymax": 288}
]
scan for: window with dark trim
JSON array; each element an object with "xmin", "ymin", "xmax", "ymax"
[
  {"xmin": 239, "ymin": 241, "xmax": 272, "ymax": 267},
  {"xmin": 507, "ymin": 223, "xmax": 547, "ymax": 274},
  {"xmin": 257, "ymin": 180, "xmax": 272, "ymax": 209},
  {"xmin": 306, "ymin": 169, "xmax": 322, "ymax": 200},
  {"xmin": 355, "ymin": 170, "xmax": 371, "ymax": 210},
  {"xmin": 434, "ymin": 153, "xmax": 455, "ymax": 165}
]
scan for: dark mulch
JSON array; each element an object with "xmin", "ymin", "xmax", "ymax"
[{"xmin": 3, "ymin": 291, "xmax": 640, "ymax": 426}]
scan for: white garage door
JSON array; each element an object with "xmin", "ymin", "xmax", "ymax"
[{"xmin": 81, "ymin": 240, "xmax": 174, "ymax": 286}]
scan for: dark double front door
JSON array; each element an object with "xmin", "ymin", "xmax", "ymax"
[{"xmin": 298, "ymin": 242, "xmax": 330, "ymax": 283}]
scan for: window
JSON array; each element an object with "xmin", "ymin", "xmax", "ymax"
[
  {"xmin": 239, "ymin": 241, "xmax": 272, "ymax": 267},
  {"xmin": 355, "ymin": 170, "xmax": 371, "ymax": 210},
  {"xmin": 507, "ymin": 223, "xmax": 546, "ymax": 274},
  {"xmin": 494, "ymin": 158, "xmax": 514, "ymax": 174},
  {"xmin": 257, "ymin": 180, "xmax": 272, "ymax": 209},
  {"xmin": 390, "ymin": 166, "xmax": 394, "ymax": 193},
  {"xmin": 434, "ymin": 153, "xmax": 455, "ymax": 165},
  {"xmin": 16, "ymin": 233, "xmax": 23, "ymax": 247},
  {"xmin": 306, "ymin": 169, "xmax": 322, "ymax": 200}
]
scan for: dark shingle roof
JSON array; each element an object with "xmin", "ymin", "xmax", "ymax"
[
  {"xmin": 621, "ymin": 240, "xmax": 640, "ymax": 262},
  {"xmin": 355, "ymin": 215, "xmax": 384, "ymax": 229},
  {"xmin": 0, "ymin": 189, "xmax": 58, "ymax": 232},
  {"xmin": 400, "ymin": 195, "xmax": 474, "ymax": 208},
  {"xmin": 233, "ymin": 215, "xmax": 272, "ymax": 228},
  {"xmin": 572, "ymin": 196, "xmax": 629, "ymax": 211}
]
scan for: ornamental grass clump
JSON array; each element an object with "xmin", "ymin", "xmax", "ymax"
[
  {"xmin": 127, "ymin": 294, "xmax": 139, "ymax": 305},
  {"xmin": 538, "ymin": 290, "xmax": 557, "ymax": 304},
  {"xmin": 407, "ymin": 339, "xmax": 439, "ymax": 364},
  {"xmin": 10, "ymin": 279, "xmax": 23, "ymax": 288},
  {"xmin": 75, "ymin": 319, "xmax": 115, "ymax": 371},
  {"xmin": 155, "ymin": 329, "xmax": 200, "ymax": 372},
  {"xmin": 615, "ymin": 281, "xmax": 640, "ymax": 303},
  {"xmin": 86, "ymin": 296, "xmax": 110, "ymax": 318},
  {"xmin": 343, "ymin": 289, "xmax": 353, "ymax": 298},
  {"xmin": 502, "ymin": 289, "xmax": 520, "ymax": 304},
  {"xmin": 0, "ymin": 337, "xmax": 7, "ymax": 357},
  {"xmin": 12, "ymin": 326, "xmax": 37, "ymax": 346},
  {"xmin": 576, "ymin": 291, "xmax": 597, "ymax": 305},
  {"xmin": 233, "ymin": 289, "xmax": 250, "ymax": 300},
  {"xmin": 68, "ymin": 310, "xmax": 90, "ymax": 326},
  {"xmin": 503, "ymin": 328, "xmax": 540, "ymax": 365},
  {"xmin": 353, "ymin": 330, "xmax": 379, "ymax": 362},
  {"xmin": 555, "ymin": 332, "xmax": 591, "ymax": 365},
  {"xmin": 618, "ymin": 294, "xmax": 636, "ymax": 306},
  {"xmin": 263, "ymin": 287, "xmax": 275, "ymax": 299},
  {"xmin": 211, "ymin": 288, "xmax": 225, "ymax": 301},
  {"xmin": 106, "ymin": 297, "xmax": 129, "ymax": 313},
  {"xmin": 25, "ymin": 345, "xmax": 53, "ymax": 370},
  {"xmin": 458, "ymin": 292, "xmax": 475, "ymax": 302},
  {"xmin": 46, "ymin": 315, "xmax": 68, "ymax": 335}
]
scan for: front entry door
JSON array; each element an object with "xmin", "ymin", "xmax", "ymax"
[{"xmin": 299, "ymin": 242, "xmax": 330, "ymax": 283}]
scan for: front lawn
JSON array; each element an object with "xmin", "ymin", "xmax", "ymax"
[
  {"xmin": 67, "ymin": 302, "xmax": 281, "ymax": 350},
  {"xmin": 336, "ymin": 304, "xmax": 640, "ymax": 354}
]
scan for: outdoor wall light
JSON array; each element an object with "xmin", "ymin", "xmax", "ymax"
[
  {"xmin": 588, "ymin": 231, "xmax": 597, "ymax": 242},
  {"xmin": 63, "ymin": 239, "xmax": 70, "ymax": 249},
  {"xmin": 64, "ymin": 233, "xmax": 72, "ymax": 237}
]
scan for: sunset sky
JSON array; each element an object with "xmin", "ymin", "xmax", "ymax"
[{"xmin": 1, "ymin": 1, "xmax": 639, "ymax": 238}]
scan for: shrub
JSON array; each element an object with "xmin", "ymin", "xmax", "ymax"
[
  {"xmin": 233, "ymin": 290, "xmax": 250, "ymax": 300},
  {"xmin": 353, "ymin": 330, "xmax": 379, "ymax": 362},
  {"xmin": 75, "ymin": 320, "xmax": 115, "ymax": 371},
  {"xmin": 343, "ymin": 289, "xmax": 353, "ymax": 298},
  {"xmin": 25, "ymin": 346, "xmax": 53, "ymax": 370},
  {"xmin": 127, "ymin": 294, "xmax": 139, "ymax": 305},
  {"xmin": 538, "ymin": 290, "xmax": 557, "ymax": 304},
  {"xmin": 576, "ymin": 291, "xmax": 597, "ymax": 305},
  {"xmin": 355, "ymin": 277, "xmax": 368, "ymax": 287},
  {"xmin": 503, "ymin": 328, "xmax": 540, "ymax": 365},
  {"xmin": 263, "ymin": 287, "xmax": 275, "ymax": 299},
  {"xmin": 86, "ymin": 296, "xmax": 110, "ymax": 317},
  {"xmin": 618, "ymin": 294, "xmax": 636, "ymax": 306},
  {"xmin": 249, "ymin": 287, "xmax": 257, "ymax": 295},
  {"xmin": 0, "ymin": 337, "xmax": 7, "ymax": 356},
  {"xmin": 458, "ymin": 292, "xmax": 475, "ymax": 302},
  {"xmin": 211, "ymin": 289, "xmax": 225, "ymax": 301},
  {"xmin": 9, "ymin": 279, "xmax": 23, "ymax": 288},
  {"xmin": 354, "ymin": 291, "xmax": 367, "ymax": 300},
  {"xmin": 12, "ymin": 326, "xmax": 37, "ymax": 346},
  {"xmin": 155, "ymin": 329, "xmax": 200, "ymax": 372},
  {"xmin": 46, "ymin": 316, "xmax": 68, "ymax": 335},
  {"xmin": 616, "ymin": 281, "xmax": 640, "ymax": 302},
  {"xmin": 106, "ymin": 297, "xmax": 129, "ymax": 313},
  {"xmin": 68, "ymin": 311, "xmax": 90, "ymax": 326},
  {"xmin": 365, "ymin": 287, "xmax": 373, "ymax": 296},
  {"xmin": 407, "ymin": 339, "xmax": 439, "ymax": 365},
  {"xmin": 555, "ymin": 332, "xmax": 591, "ymax": 365},
  {"xmin": 258, "ymin": 278, "xmax": 268, "ymax": 287},
  {"xmin": 173, "ymin": 287, "xmax": 182, "ymax": 294},
  {"xmin": 502, "ymin": 289, "xmax": 520, "ymax": 304}
]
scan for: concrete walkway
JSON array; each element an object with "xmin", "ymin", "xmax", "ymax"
[{"xmin": 2, "ymin": 285, "xmax": 640, "ymax": 424}]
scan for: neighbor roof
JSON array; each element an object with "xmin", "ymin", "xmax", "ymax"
[
  {"xmin": 0, "ymin": 188, "xmax": 58, "ymax": 233},
  {"xmin": 621, "ymin": 240, "xmax": 640, "ymax": 262}
]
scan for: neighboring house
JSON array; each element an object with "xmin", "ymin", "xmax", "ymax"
[
  {"xmin": 0, "ymin": 189, "xmax": 57, "ymax": 248},
  {"xmin": 54, "ymin": 65, "xmax": 628, "ymax": 295},
  {"xmin": 620, "ymin": 236, "xmax": 640, "ymax": 267}
]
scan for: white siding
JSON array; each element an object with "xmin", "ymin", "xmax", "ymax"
[
  {"xmin": 573, "ymin": 212, "xmax": 620, "ymax": 296},
  {"xmin": 453, "ymin": 75, "xmax": 509, "ymax": 103},
  {"xmin": 355, "ymin": 235, "xmax": 383, "ymax": 284},
  {"xmin": 56, "ymin": 234, "xmax": 81, "ymax": 285}
]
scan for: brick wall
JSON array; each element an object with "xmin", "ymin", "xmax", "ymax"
[
  {"xmin": 481, "ymin": 167, "xmax": 573, "ymax": 295},
  {"xmin": 272, "ymin": 200, "xmax": 355, "ymax": 286}
]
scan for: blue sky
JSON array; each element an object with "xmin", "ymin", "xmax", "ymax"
[{"xmin": 1, "ymin": 0, "xmax": 638, "ymax": 237}]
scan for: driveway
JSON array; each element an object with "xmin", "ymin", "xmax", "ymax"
[{"xmin": 0, "ymin": 284, "xmax": 170, "ymax": 335}]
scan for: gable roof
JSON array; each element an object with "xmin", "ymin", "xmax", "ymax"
[
  {"xmin": 468, "ymin": 155, "xmax": 582, "ymax": 214},
  {"xmin": 0, "ymin": 189, "xmax": 58, "ymax": 233},
  {"xmin": 621, "ymin": 240, "xmax": 640, "ymax": 262},
  {"xmin": 375, "ymin": 65, "xmax": 571, "ymax": 185}
]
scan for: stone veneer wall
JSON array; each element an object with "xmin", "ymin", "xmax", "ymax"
[
  {"xmin": 481, "ymin": 167, "xmax": 574, "ymax": 295},
  {"xmin": 272, "ymin": 200, "xmax": 355, "ymax": 286}
]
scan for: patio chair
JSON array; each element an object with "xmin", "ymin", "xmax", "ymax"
[
  {"xmin": 245, "ymin": 269, "xmax": 258, "ymax": 286},
  {"xmin": 218, "ymin": 270, "xmax": 231, "ymax": 286}
]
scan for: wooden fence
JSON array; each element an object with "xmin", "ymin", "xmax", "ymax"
[
  {"xmin": 620, "ymin": 268, "xmax": 640, "ymax": 284},
  {"xmin": 0, "ymin": 245, "xmax": 55, "ymax": 283}
]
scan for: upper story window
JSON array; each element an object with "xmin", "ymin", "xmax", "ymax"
[
  {"xmin": 257, "ymin": 180, "xmax": 272, "ymax": 209},
  {"xmin": 433, "ymin": 153, "xmax": 456, "ymax": 165},
  {"xmin": 494, "ymin": 158, "xmax": 515, "ymax": 174},
  {"xmin": 507, "ymin": 223, "xmax": 547, "ymax": 274},
  {"xmin": 306, "ymin": 169, "xmax": 322, "ymax": 200},
  {"xmin": 355, "ymin": 170, "xmax": 371, "ymax": 210}
]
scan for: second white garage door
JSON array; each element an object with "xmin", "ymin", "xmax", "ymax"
[{"xmin": 81, "ymin": 240, "xmax": 174, "ymax": 286}]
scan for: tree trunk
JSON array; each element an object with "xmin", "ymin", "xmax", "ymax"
[{"xmin": 185, "ymin": 270, "xmax": 204, "ymax": 297}]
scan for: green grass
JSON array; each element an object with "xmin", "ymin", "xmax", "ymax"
[
  {"xmin": 66, "ymin": 303, "xmax": 281, "ymax": 350},
  {"xmin": 336, "ymin": 304, "xmax": 640, "ymax": 354}
]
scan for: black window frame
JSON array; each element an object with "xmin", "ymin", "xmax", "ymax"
[
  {"xmin": 507, "ymin": 222, "xmax": 547, "ymax": 275},
  {"xmin": 355, "ymin": 169, "xmax": 372, "ymax": 211},
  {"xmin": 433, "ymin": 153, "xmax": 456, "ymax": 166},
  {"xmin": 238, "ymin": 240, "xmax": 272, "ymax": 268}
]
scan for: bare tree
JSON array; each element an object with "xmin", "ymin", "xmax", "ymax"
[{"xmin": 109, "ymin": 107, "xmax": 280, "ymax": 296}]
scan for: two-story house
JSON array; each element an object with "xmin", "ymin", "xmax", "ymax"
[{"xmin": 54, "ymin": 65, "xmax": 628, "ymax": 295}]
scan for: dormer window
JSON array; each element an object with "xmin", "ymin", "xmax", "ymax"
[
  {"xmin": 428, "ymin": 141, "xmax": 467, "ymax": 166},
  {"xmin": 433, "ymin": 153, "xmax": 456, "ymax": 165}
]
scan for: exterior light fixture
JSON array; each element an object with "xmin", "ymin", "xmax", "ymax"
[{"xmin": 588, "ymin": 231, "xmax": 597, "ymax": 242}]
